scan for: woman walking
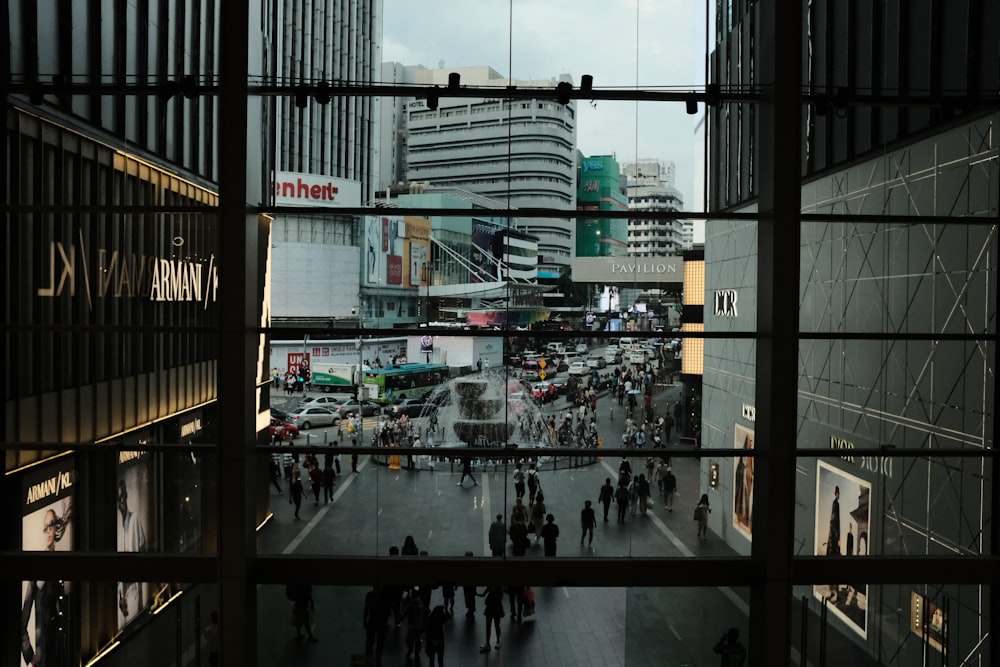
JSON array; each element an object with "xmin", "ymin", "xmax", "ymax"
[
  {"xmin": 530, "ymin": 492, "xmax": 547, "ymax": 544},
  {"xmin": 478, "ymin": 585, "xmax": 505, "ymax": 651},
  {"xmin": 695, "ymin": 493, "xmax": 712, "ymax": 539}
]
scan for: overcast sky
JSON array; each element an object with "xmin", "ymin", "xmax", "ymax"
[{"xmin": 381, "ymin": 0, "xmax": 710, "ymax": 212}]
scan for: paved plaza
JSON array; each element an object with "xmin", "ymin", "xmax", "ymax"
[{"xmin": 254, "ymin": 382, "xmax": 752, "ymax": 666}]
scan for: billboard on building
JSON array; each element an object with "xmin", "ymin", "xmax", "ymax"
[
  {"xmin": 732, "ymin": 424, "xmax": 754, "ymax": 538},
  {"xmin": 363, "ymin": 216, "xmax": 431, "ymax": 288},
  {"xmin": 271, "ymin": 171, "xmax": 361, "ymax": 208},
  {"xmin": 813, "ymin": 460, "xmax": 871, "ymax": 638},
  {"xmin": 20, "ymin": 459, "xmax": 75, "ymax": 667},
  {"xmin": 116, "ymin": 451, "xmax": 154, "ymax": 630}
]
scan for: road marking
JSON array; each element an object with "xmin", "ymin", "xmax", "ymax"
[
  {"xmin": 600, "ymin": 461, "xmax": 748, "ymax": 617},
  {"xmin": 563, "ymin": 587, "xmax": 571, "ymax": 598},
  {"xmin": 282, "ymin": 457, "xmax": 367, "ymax": 555},
  {"xmin": 668, "ymin": 623, "xmax": 682, "ymax": 641}
]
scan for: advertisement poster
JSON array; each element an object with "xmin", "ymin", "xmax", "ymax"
[
  {"xmin": 813, "ymin": 460, "xmax": 871, "ymax": 638},
  {"xmin": 732, "ymin": 423, "xmax": 754, "ymax": 538},
  {"xmin": 420, "ymin": 335, "xmax": 434, "ymax": 353},
  {"xmin": 21, "ymin": 460, "xmax": 75, "ymax": 667},
  {"xmin": 910, "ymin": 592, "xmax": 947, "ymax": 652},
  {"xmin": 117, "ymin": 451, "xmax": 153, "ymax": 630},
  {"xmin": 363, "ymin": 216, "xmax": 430, "ymax": 288}
]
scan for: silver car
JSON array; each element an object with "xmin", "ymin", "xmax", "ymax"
[
  {"xmin": 287, "ymin": 406, "xmax": 342, "ymax": 430},
  {"xmin": 297, "ymin": 395, "xmax": 348, "ymax": 410}
]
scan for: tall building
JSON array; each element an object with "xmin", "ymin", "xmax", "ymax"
[
  {"xmin": 381, "ymin": 64, "xmax": 578, "ymax": 287},
  {"xmin": 622, "ymin": 159, "xmax": 686, "ymax": 255},
  {"xmin": 702, "ymin": 1, "xmax": 998, "ymax": 664},
  {"xmin": 268, "ymin": 0, "xmax": 382, "ymax": 327},
  {"xmin": 575, "ymin": 154, "xmax": 629, "ymax": 257}
]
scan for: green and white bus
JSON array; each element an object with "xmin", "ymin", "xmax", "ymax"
[{"xmin": 362, "ymin": 363, "xmax": 450, "ymax": 404}]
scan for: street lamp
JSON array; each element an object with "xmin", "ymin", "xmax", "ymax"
[{"xmin": 421, "ymin": 261, "xmax": 431, "ymax": 361}]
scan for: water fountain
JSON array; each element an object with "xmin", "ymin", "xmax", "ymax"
[{"xmin": 421, "ymin": 369, "xmax": 550, "ymax": 451}]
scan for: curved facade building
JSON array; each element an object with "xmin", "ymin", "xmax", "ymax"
[{"xmin": 388, "ymin": 66, "xmax": 577, "ymax": 280}]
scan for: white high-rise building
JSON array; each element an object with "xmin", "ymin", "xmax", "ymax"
[
  {"xmin": 381, "ymin": 64, "xmax": 578, "ymax": 283},
  {"xmin": 621, "ymin": 159, "xmax": 686, "ymax": 256}
]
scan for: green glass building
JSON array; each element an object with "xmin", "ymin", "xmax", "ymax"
[{"xmin": 575, "ymin": 154, "xmax": 629, "ymax": 257}]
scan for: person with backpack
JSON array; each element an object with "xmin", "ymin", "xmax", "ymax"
[
  {"xmin": 599, "ymin": 477, "xmax": 615, "ymax": 522},
  {"xmin": 526, "ymin": 463, "xmax": 539, "ymax": 504},
  {"xmin": 512, "ymin": 462, "xmax": 526, "ymax": 499}
]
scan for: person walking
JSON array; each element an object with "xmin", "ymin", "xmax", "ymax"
[
  {"xmin": 403, "ymin": 589, "xmax": 426, "ymax": 660},
  {"xmin": 457, "ymin": 455, "xmax": 478, "ymax": 487},
  {"xmin": 629, "ymin": 475, "xmax": 640, "ymax": 517},
  {"xmin": 713, "ymin": 627, "xmax": 748, "ymax": 666},
  {"xmin": 489, "ymin": 514, "xmax": 507, "ymax": 557},
  {"xmin": 662, "ymin": 466, "xmax": 677, "ymax": 511},
  {"xmin": 506, "ymin": 586, "xmax": 526, "ymax": 623},
  {"xmin": 512, "ymin": 462, "xmax": 526, "ymax": 500},
  {"xmin": 526, "ymin": 463, "xmax": 539, "ymax": 504},
  {"xmin": 308, "ymin": 462, "xmax": 322, "ymax": 506},
  {"xmin": 637, "ymin": 474, "xmax": 652, "ymax": 515},
  {"xmin": 696, "ymin": 493, "xmax": 712, "ymax": 539},
  {"xmin": 350, "ymin": 438, "xmax": 359, "ymax": 473},
  {"xmin": 580, "ymin": 500, "xmax": 597, "ymax": 547},
  {"xmin": 599, "ymin": 477, "xmax": 615, "ymax": 522},
  {"xmin": 540, "ymin": 513, "xmax": 560, "ymax": 556},
  {"xmin": 462, "ymin": 551, "xmax": 477, "ymax": 618},
  {"xmin": 615, "ymin": 482, "xmax": 630, "ymax": 523},
  {"xmin": 363, "ymin": 586, "xmax": 389, "ymax": 664},
  {"xmin": 530, "ymin": 492, "xmax": 547, "ymax": 544},
  {"xmin": 423, "ymin": 605, "xmax": 447, "ymax": 666},
  {"xmin": 510, "ymin": 497, "xmax": 529, "ymax": 526},
  {"xmin": 289, "ymin": 471, "xmax": 304, "ymax": 520},
  {"xmin": 401, "ymin": 535, "xmax": 419, "ymax": 556},
  {"xmin": 322, "ymin": 462, "xmax": 335, "ymax": 504},
  {"xmin": 509, "ymin": 519, "xmax": 530, "ymax": 557},
  {"xmin": 286, "ymin": 583, "xmax": 317, "ymax": 642},
  {"xmin": 270, "ymin": 459, "xmax": 282, "ymax": 493},
  {"xmin": 478, "ymin": 585, "xmax": 505, "ymax": 651}
]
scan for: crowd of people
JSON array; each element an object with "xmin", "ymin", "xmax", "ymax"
[{"xmin": 360, "ymin": 536, "xmax": 538, "ymax": 665}]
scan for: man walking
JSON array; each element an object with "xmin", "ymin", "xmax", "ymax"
[
  {"xmin": 489, "ymin": 514, "xmax": 507, "ymax": 556},
  {"xmin": 580, "ymin": 500, "xmax": 597, "ymax": 547}
]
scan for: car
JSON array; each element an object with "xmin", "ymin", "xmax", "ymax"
[
  {"xmin": 271, "ymin": 407, "xmax": 292, "ymax": 422},
  {"xmin": 556, "ymin": 360, "xmax": 569, "ymax": 373},
  {"xmin": 426, "ymin": 388, "xmax": 452, "ymax": 407},
  {"xmin": 297, "ymin": 395, "xmax": 348, "ymax": 409},
  {"xmin": 568, "ymin": 361, "xmax": 589, "ymax": 376},
  {"xmin": 287, "ymin": 406, "xmax": 341, "ymax": 430},
  {"xmin": 389, "ymin": 398, "xmax": 426, "ymax": 418},
  {"xmin": 604, "ymin": 350, "xmax": 622, "ymax": 364},
  {"xmin": 586, "ymin": 356, "xmax": 607, "ymax": 369},
  {"xmin": 269, "ymin": 417, "xmax": 300, "ymax": 441},
  {"xmin": 575, "ymin": 343, "xmax": 588, "ymax": 354},
  {"xmin": 335, "ymin": 399, "xmax": 381, "ymax": 418},
  {"xmin": 532, "ymin": 381, "xmax": 558, "ymax": 403}
]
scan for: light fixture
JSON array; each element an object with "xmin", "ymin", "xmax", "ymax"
[
  {"xmin": 580, "ymin": 74, "xmax": 593, "ymax": 94},
  {"xmin": 448, "ymin": 72, "xmax": 460, "ymax": 91},
  {"xmin": 686, "ymin": 96, "xmax": 698, "ymax": 115},
  {"xmin": 556, "ymin": 81, "xmax": 572, "ymax": 105},
  {"xmin": 313, "ymin": 81, "xmax": 330, "ymax": 104},
  {"xmin": 426, "ymin": 86, "xmax": 440, "ymax": 111},
  {"xmin": 294, "ymin": 87, "xmax": 308, "ymax": 109}
]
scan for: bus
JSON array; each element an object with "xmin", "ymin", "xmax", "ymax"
[{"xmin": 362, "ymin": 363, "xmax": 450, "ymax": 404}]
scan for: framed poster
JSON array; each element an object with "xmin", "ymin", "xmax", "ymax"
[
  {"xmin": 21, "ymin": 460, "xmax": 75, "ymax": 667},
  {"xmin": 732, "ymin": 423, "xmax": 754, "ymax": 538},
  {"xmin": 813, "ymin": 460, "xmax": 871, "ymax": 638},
  {"xmin": 116, "ymin": 452, "xmax": 153, "ymax": 630}
]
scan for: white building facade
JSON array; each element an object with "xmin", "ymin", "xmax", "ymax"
[
  {"xmin": 381, "ymin": 64, "xmax": 578, "ymax": 282},
  {"xmin": 622, "ymin": 159, "xmax": 687, "ymax": 256}
]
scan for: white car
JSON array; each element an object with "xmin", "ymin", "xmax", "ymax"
[
  {"xmin": 287, "ymin": 406, "xmax": 342, "ymax": 430},
  {"xmin": 297, "ymin": 395, "xmax": 347, "ymax": 409},
  {"xmin": 568, "ymin": 361, "xmax": 589, "ymax": 375},
  {"xmin": 575, "ymin": 343, "xmax": 588, "ymax": 354}
]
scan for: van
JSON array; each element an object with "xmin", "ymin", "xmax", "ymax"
[
  {"xmin": 618, "ymin": 337, "xmax": 637, "ymax": 350},
  {"xmin": 521, "ymin": 359, "xmax": 542, "ymax": 380},
  {"xmin": 546, "ymin": 342, "xmax": 567, "ymax": 355}
]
